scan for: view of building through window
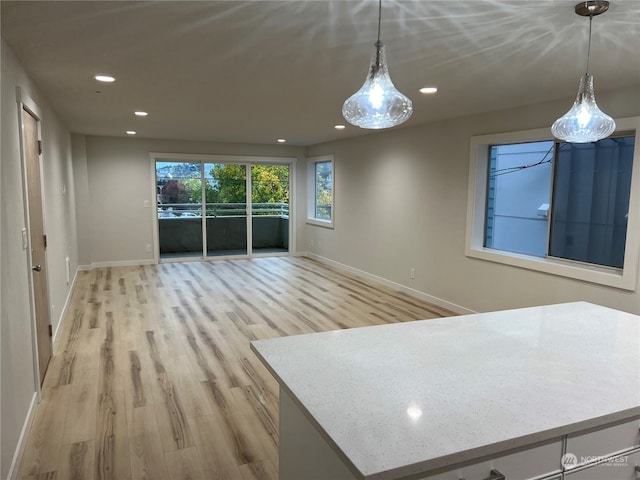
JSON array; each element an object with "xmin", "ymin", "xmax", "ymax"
[
  {"xmin": 485, "ymin": 135, "xmax": 635, "ymax": 269},
  {"xmin": 549, "ymin": 136, "xmax": 634, "ymax": 268},
  {"xmin": 485, "ymin": 141, "xmax": 554, "ymax": 257}
]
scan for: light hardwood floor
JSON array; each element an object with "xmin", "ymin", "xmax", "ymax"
[{"xmin": 17, "ymin": 256, "xmax": 453, "ymax": 480}]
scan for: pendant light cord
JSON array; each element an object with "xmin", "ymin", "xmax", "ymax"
[
  {"xmin": 373, "ymin": 0, "xmax": 383, "ymax": 70},
  {"xmin": 586, "ymin": 13, "xmax": 593, "ymax": 74},
  {"xmin": 377, "ymin": 0, "xmax": 382, "ymax": 43}
]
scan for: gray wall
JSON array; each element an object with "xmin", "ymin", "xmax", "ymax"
[
  {"xmin": 1, "ymin": 39, "xmax": 79, "ymax": 479},
  {"xmin": 305, "ymin": 85, "xmax": 640, "ymax": 315},
  {"xmin": 74, "ymin": 135, "xmax": 305, "ymax": 267}
]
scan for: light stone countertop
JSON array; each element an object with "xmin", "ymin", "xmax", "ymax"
[{"xmin": 251, "ymin": 302, "xmax": 640, "ymax": 479}]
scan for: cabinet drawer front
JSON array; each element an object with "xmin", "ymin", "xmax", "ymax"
[
  {"xmin": 566, "ymin": 418, "xmax": 640, "ymax": 462},
  {"xmin": 419, "ymin": 440, "xmax": 563, "ymax": 480},
  {"xmin": 563, "ymin": 449, "xmax": 640, "ymax": 480}
]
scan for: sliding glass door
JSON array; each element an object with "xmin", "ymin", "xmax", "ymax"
[
  {"xmin": 155, "ymin": 159, "xmax": 291, "ymax": 260},
  {"xmin": 156, "ymin": 161, "xmax": 203, "ymax": 258},
  {"xmin": 251, "ymin": 164, "xmax": 290, "ymax": 254},
  {"xmin": 205, "ymin": 163, "xmax": 248, "ymax": 257}
]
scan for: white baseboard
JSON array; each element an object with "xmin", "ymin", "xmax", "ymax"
[
  {"xmin": 79, "ymin": 259, "xmax": 155, "ymax": 270},
  {"xmin": 91, "ymin": 259, "xmax": 156, "ymax": 268},
  {"xmin": 304, "ymin": 252, "xmax": 476, "ymax": 315},
  {"xmin": 52, "ymin": 267, "xmax": 79, "ymax": 350},
  {"xmin": 6, "ymin": 392, "xmax": 38, "ymax": 480}
]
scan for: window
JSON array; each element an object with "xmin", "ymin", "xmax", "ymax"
[
  {"xmin": 549, "ymin": 137, "xmax": 634, "ymax": 269},
  {"xmin": 466, "ymin": 117, "xmax": 640, "ymax": 290},
  {"xmin": 485, "ymin": 141, "xmax": 554, "ymax": 257},
  {"xmin": 307, "ymin": 155, "xmax": 334, "ymax": 227}
]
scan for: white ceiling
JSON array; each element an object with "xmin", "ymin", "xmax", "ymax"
[{"xmin": 2, "ymin": 0, "xmax": 639, "ymax": 146}]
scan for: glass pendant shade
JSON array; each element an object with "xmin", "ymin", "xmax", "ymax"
[
  {"xmin": 342, "ymin": 42, "xmax": 413, "ymax": 129},
  {"xmin": 551, "ymin": 73, "xmax": 616, "ymax": 143}
]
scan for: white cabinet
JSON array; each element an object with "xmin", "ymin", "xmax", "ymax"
[
  {"xmin": 420, "ymin": 441, "xmax": 562, "ymax": 480},
  {"xmin": 565, "ymin": 418, "xmax": 640, "ymax": 468}
]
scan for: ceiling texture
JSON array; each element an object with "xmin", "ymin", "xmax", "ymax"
[{"xmin": 2, "ymin": 0, "xmax": 639, "ymax": 146}]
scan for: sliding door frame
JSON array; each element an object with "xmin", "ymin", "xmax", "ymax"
[{"xmin": 150, "ymin": 152, "xmax": 296, "ymax": 263}]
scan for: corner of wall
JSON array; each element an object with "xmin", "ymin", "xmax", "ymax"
[{"xmin": 71, "ymin": 134, "xmax": 92, "ymax": 266}]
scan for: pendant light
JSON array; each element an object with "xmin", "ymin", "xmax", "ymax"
[
  {"xmin": 342, "ymin": 0, "xmax": 413, "ymax": 129},
  {"xmin": 551, "ymin": 1, "xmax": 616, "ymax": 143}
]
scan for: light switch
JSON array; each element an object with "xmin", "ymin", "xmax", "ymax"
[
  {"xmin": 143, "ymin": 200, "xmax": 150, "ymax": 208},
  {"xmin": 21, "ymin": 228, "xmax": 28, "ymax": 250}
]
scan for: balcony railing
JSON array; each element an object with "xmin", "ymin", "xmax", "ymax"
[
  {"xmin": 157, "ymin": 202, "xmax": 289, "ymax": 255},
  {"xmin": 158, "ymin": 202, "xmax": 289, "ymax": 218}
]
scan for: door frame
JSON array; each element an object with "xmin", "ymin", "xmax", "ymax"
[
  {"xmin": 149, "ymin": 152, "xmax": 297, "ymax": 263},
  {"xmin": 16, "ymin": 87, "xmax": 52, "ymax": 398}
]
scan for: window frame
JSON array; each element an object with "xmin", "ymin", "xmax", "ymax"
[
  {"xmin": 465, "ymin": 116, "xmax": 640, "ymax": 291},
  {"xmin": 307, "ymin": 155, "xmax": 335, "ymax": 228}
]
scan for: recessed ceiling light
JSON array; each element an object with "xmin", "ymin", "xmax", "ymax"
[
  {"xmin": 277, "ymin": 138, "xmax": 286, "ymax": 143},
  {"xmin": 134, "ymin": 111, "xmax": 148, "ymax": 117},
  {"xmin": 126, "ymin": 130, "xmax": 137, "ymax": 135},
  {"xmin": 95, "ymin": 75, "xmax": 116, "ymax": 83},
  {"xmin": 419, "ymin": 87, "xmax": 438, "ymax": 94},
  {"xmin": 334, "ymin": 125, "xmax": 346, "ymax": 130}
]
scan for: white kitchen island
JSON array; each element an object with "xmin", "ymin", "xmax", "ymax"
[{"xmin": 251, "ymin": 302, "xmax": 640, "ymax": 480}]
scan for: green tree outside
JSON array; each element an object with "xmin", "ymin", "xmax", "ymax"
[
  {"xmin": 315, "ymin": 161, "xmax": 332, "ymax": 220},
  {"xmin": 181, "ymin": 164, "xmax": 289, "ymax": 215},
  {"xmin": 251, "ymin": 165, "xmax": 289, "ymax": 204},
  {"xmin": 181, "ymin": 178, "xmax": 213, "ymax": 203}
]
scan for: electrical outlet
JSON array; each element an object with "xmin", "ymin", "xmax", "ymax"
[
  {"xmin": 145, "ymin": 244, "xmax": 152, "ymax": 253},
  {"xmin": 410, "ymin": 268, "xmax": 415, "ymax": 279}
]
